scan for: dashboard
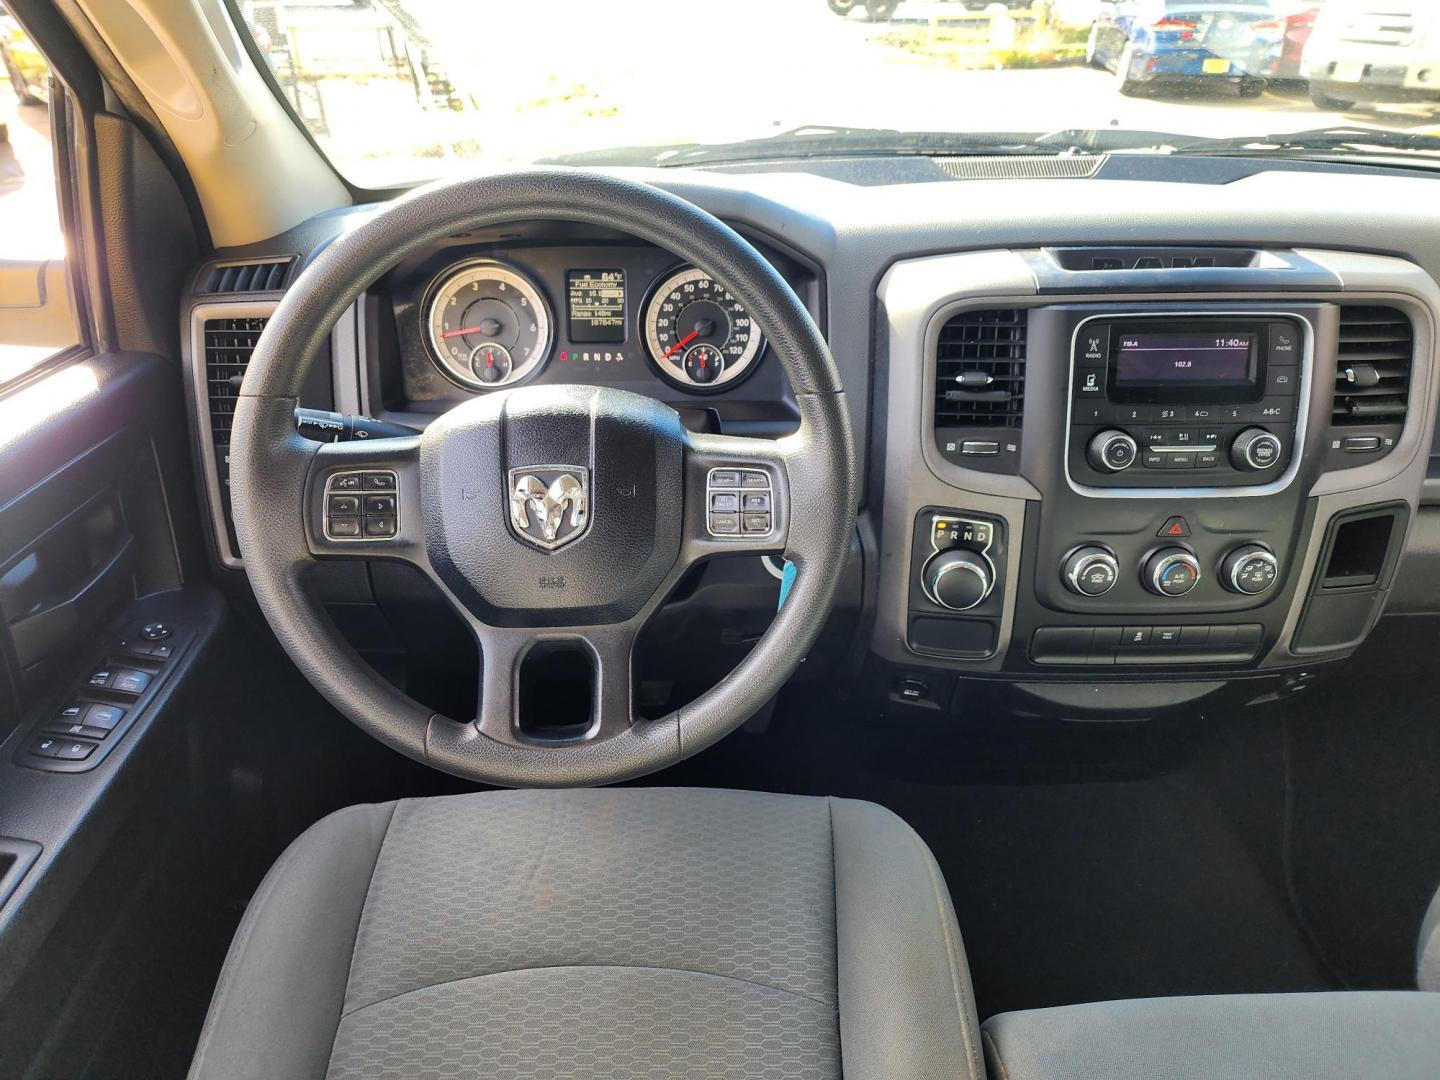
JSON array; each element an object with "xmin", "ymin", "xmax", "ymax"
[{"xmin": 180, "ymin": 157, "xmax": 1440, "ymax": 717}]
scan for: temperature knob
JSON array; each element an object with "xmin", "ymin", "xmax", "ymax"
[
  {"xmin": 1231, "ymin": 428, "xmax": 1283, "ymax": 472},
  {"xmin": 1087, "ymin": 430, "xmax": 1139, "ymax": 473},
  {"xmin": 922, "ymin": 550, "xmax": 994, "ymax": 611},
  {"xmin": 1143, "ymin": 548, "xmax": 1202, "ymax": 597},
  {"xmin": 1221, "ymin": 544, "xmax": 1279, "ymax": 595},
  {"xmin": 1062, "ymin": 546, "xmax": 1120, "ymax": 597}
]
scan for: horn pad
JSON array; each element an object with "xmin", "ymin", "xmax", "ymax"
[{"xmin": 419, "ymin": 385, "xmax": 686, "ymax": 626}]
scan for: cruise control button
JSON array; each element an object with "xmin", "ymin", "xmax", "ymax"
[
  {"xmin": 709, "ymin": 512, "xmax": 740, "ymax": 535},
  {"xmin": 329, "ymin": 516, "xmax": 361, "ymax": 537},
  {"xmin": 363, "ymin": 516, "xmax": 397, "ymax": 538},
  {"xmin": 742, "ymin": 493, "xmax": 770, "ymax": 512},
  {"xmin": 362, "ymin": 472, "xmax": 396, "ymax": 490},
  {"xmin": 710, "ymin": 493, "xmax": 740, "ymax": 512},
  {"xmin": 710, "ymin": 471, "xmax": 740, "ymax": 487},
  {"xmin": 739, "ymin": 472, "xmax": 770, "ymax": 489},
  {"xmin": 742, "ymin": 514, "xmax": 771, "ymax": 534}
]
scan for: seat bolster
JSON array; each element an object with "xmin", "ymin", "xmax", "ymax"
[
  {"xmin": 831, "ymin": 798, "xmax": 984, "ymax": 1080},
  {"xmin": 983, "ymin": 992, "xmax": 1440, "ymax": 1080},
  {"xmin": 1419, "ymin": 881, "xmax": 1440, "ymax": 991},
  {"xmin": 187, "ymin": 801, "xmax": 397, "ymax": 1080}
]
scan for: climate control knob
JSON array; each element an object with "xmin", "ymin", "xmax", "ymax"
[
  {"xmin": 1143, "ymin": 547, "xmax": 1202, "ymax": 597},
  {"xmin": 1062, "ymin": 546, "xmax": 1121, "ymax": 597},
  {"xmin": 1230, "ymin": 428, "xmax": 1284, "ymax": 472},
  {"xmin": 1087, "ymin": 429, "xmax": 1139, "ymax": 473},
  {"xmin": 922, "ymin": 549, "xmax": 994, "ymax": 611},
  {"xmin": 1221, "ymin": 544, "xmax": 1280, "ymax": 595}
]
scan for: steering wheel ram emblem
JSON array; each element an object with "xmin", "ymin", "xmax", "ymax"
[{"xmin": 508, "ymin": 466, "xmax": 589, "ymax": 550}]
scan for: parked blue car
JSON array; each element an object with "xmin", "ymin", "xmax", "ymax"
[{"xmin": 1086, "ymin": 0, "xmax": 1280, "ymax": 97}]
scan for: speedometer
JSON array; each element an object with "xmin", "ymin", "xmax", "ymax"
[
  {"xmin": 642, "ymin": 267, "xmax": 764, "ymax": 391},
  {"xmin": 425, "ymin": 261, "xmax": 552, "ymax": 390}
]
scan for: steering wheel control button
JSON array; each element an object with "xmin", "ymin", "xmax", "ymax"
[
  {"xmin": 326, "ymin": 471, "xmax": 400, "ymax": 542},
  {"xmin": 1062, "ymin": 547, "xmax": 1120, "ymax": 597},
  {"xmin": 1222, "ymin": 544, "xmax": 1280, "ymax": 595},
  {"xmin": 923, "ymin": 549, "xmax": 994, "ymax": 611},
  {"xmin": 706, "ymin": 468, "xmax": 772, "ymax": 539},
  {"xmin": 1144, "ymin": 549, "xmax": 1202, "ymax": 597},
  {"xmin": 1231, "ymin": 428, "xmax": 1283, "ymax": 471},
  {"xmin": 1087, "ymin": 430, "xmax": 1138, "ymax": 473}
]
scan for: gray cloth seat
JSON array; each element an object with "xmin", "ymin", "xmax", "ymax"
[
  {"xmin": 982, "ymin": 992, "xmax": 1440, "ymax": 1080},
  {"xmin": 187, "ymin": 787, "xmax": 984, "ymax": 1080}
]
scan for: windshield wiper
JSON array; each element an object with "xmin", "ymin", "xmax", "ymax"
[
  {"xmin": 1166, "ymin": 126, "xmax": 1440, "ymax": 159},
  {"xmin": 540, "ymin": 125, "xmax": 1108, "ymax": 168}
]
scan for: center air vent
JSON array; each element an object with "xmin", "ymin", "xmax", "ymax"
[
  {"xmin": 200, "ymin": 258, "xmax": 294, "ymax": 295},
  {"xmin": 203, "ymin": 317, "xmax": 267, "ymax": 447},
  {"xmin": 1333, "ymin": 305, "xmax": 1412, "ymax": 426},
  {"xmin": 933, "ymin": 308, "xmax": 1026, "ymax": 473}
]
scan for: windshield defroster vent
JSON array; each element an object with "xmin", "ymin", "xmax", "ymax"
[
  {"xmin": 200, "ymin": 258, "xmax": 294, "ymax": 295},
  {"xmin": 933, "ymin": 308, "xmax": 1026, "ymax": 473}
]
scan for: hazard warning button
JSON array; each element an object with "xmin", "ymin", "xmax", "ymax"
[{"xmin": 1157, "ymin": 516, "xmax": 1191, "ymax": 539}]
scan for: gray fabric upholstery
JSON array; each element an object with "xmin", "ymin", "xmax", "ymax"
[
  {"xmin": 1419, "ymin": 881, "xmax": 1440, "ymax": 991},
  {"xmin": 982, "ymin": 992, "xmax": 1440, "ymax": 1080},
  {"xmin": 189, "ymin": 788, "xmax": 983, "ymax": 1080}
]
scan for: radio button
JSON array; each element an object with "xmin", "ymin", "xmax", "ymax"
[
  {"xmin": 1255, "ymin": 398, "xmax": 1296, "ymax": 423},
  {"xmin": 1080, "ymin": 326, "xmax": 1110, "ymax": 364},
  {"xmin": 1114, "ymin": 405, "xmax": 1152, "ymax": 424},
  {"xmin": 1073, "ymin": 402, "xmax": 1108, "ymax": 423}
]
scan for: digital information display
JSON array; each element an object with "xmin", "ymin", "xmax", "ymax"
[
  {"xmin": 1114, "ymin": 332, "xmax": 1255, "ymax": 385},
  {"xmin": 567, "ymin": 269, "xmax": 626, "ymax": 344}
]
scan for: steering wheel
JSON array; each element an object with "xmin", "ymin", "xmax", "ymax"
[{"xmin": 229, "ymin": 170, "xmax": 856, "ymax": 787}]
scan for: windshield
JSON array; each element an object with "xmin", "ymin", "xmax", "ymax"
[{"xmin": 233, "ymin": 0, "xmax": 1440, "ymax": 186}]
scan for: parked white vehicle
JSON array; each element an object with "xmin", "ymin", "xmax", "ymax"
[{"xmin": 1303, "ymin": 0, "xmax": 1440, "ymax": 110}]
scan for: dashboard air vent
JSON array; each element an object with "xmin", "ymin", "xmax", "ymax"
[
  {"xmin": 203, "ymin": 317, "xmax": 267, "ymax": 447},
  {"xmin": 1333, "ymin": 306, "xmax": 1412, "ymax": 426},
  {"xmin": 935, "ymin": 309, "xmax": 1027, "ymax": 428},
  {"xmin": 201, "ymin": 258, "xmax": 294, "ymax": 295}
]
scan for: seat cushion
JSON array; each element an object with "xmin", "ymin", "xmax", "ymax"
[
  {"xmin": 982, "ymin": 992, "xmax": 1440, "ymax": 1080},
  {"xmin": 188, "ymin": 788, "xmax": 983, "ymax": 1080}
]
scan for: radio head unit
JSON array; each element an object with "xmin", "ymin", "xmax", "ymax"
[{"xmin": 1070, "ymin": 313, "xmax": 1305, "ymax": 491}]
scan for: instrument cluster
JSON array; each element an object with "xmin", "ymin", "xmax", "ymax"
[{"xmin": 393, "ymin": 231, "xmax": 812, "ymax": 405}]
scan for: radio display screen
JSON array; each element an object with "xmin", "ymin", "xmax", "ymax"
[
  {"xmin": 1113, "ymin": 331, "xmax": 1256, "ymax": 386},
  {"xmin": 566, "ymin": 269, "xmax": 626, "ymax": 343}
]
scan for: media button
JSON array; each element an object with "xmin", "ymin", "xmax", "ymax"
[{"xmin": 1075, "ymin": 367, "xmax": 1106, "ymax": 396}]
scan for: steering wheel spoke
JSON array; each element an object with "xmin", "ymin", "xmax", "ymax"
[
  {"xmin": 306, "ymin": 437, "xmax": 424, "ymax": 563},
  {"xmin": 474, "ymin": 623, "xmax": 637, "ymax": 749},
  {"xmin": 681, "ymin": 432, "xmax": 791, "ymax": 563}
]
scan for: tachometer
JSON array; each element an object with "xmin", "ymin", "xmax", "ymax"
[
  {"xmin": 425, "ymin": 261, "xmax": 552, "ymax": 390},
  {"xmin": 642, "ymin": 267, "xmax": 764, "ymax": 391}
]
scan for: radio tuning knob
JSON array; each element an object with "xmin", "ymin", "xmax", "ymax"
[
  {"xmin": 1087, "ymin": 430, "xmax": 1139, "ymax": 473},
  {"xmin": 922, "ymin": 549, "xmax": 994, "ymax": 611},
  {"xmin": 1221, "ymin": 544, "xmax": 1280, "ymax": 595},
  {"xmin": 1231, "ymin": 428, "xmax": 1284, "ymax": 472}
]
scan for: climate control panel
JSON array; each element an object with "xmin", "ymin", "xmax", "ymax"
[{"xmin": 1056, "ymin": 540, "xmax": 1280, "ymax": 599}]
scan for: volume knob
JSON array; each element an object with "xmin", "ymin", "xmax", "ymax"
[{"xmin": 1087, "ymin": 430, "xmax": 1139, "ymax": 473}]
